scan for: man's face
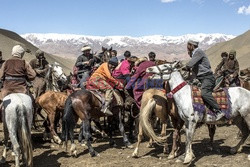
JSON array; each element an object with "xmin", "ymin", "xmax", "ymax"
[
  {"xmin": 229, "ymin": 54, "xmax": 234, "ymax": 60},
  {"xmin": 83, "ymin": 50, "xmax": 91, "ymax": 56},
  {"xmin": 187, "ymin": 44, "xmax": 194, "ymax": 57},
  {"xmin": 108, "ymin": 64, "xmax": 116, "ymax": 71},
  {"xmin": 111, "ymin": 52, "xmax": 116, "ymax": 57}
]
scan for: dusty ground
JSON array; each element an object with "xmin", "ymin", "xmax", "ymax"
[{"xmin": 0, "ymin": 123, "xmax": 250, "ymax": 167}]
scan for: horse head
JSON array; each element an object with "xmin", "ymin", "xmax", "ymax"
[
  {"xmin": 99, "ymin": 46, "xmax": 112, "ymax": 63},
  {"xmin": 51, "ymin": 62, "xmax": 67, "ymax": 83},
  {"xmin": 240, "ymin": 67, "xmax": 250, "ymax": 77}
]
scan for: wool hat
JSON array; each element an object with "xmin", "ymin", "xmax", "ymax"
[
  {"xmin": 81, "ymin": 45, "xmax": 91, "ymax": 52},
  {"xmin": 12, "ymin": 45, "xmax": 25, "ymax": 58},
  {"xmin": 188, "ymin": 40, "xmax": 199, "ymax": 46},
  {"xmin": 108, "ymin": 56, "xmax": 118, "ymax": 67}
]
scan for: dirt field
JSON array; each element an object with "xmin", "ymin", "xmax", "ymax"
[{"xmin": 0, "ymin": 124, "xmax": 250, "ymax": 167}]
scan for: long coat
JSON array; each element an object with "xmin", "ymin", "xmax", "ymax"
[
  {"xmin": 0, "ymin": 57, "xmax": 36, "ymax": 99},
  {"xmin": 126, "ymin": 61, "xmax": 155, "ymax": 108}
]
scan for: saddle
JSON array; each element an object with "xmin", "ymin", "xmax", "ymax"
[{"xmin": 192, "ymin": 86, "xmax": 232, "ymax": 119}]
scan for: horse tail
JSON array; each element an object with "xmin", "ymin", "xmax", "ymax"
[
  {"xmin": 17, "ymin": 104, "xmax": 33, "ymax": 167},
  {"xmin": 140, "ymin": 98, "xmax": 168, "ymax": 145},
  {"xmin": 61, "ymin": 97, "xmax": 76, "ymax": 152}
]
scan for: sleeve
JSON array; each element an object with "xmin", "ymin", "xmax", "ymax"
[
  {"xmin": 186, "ymin": 51, "xmax": 203, "ymax": 68},
  {"xmin": 25, "ymin": 61, "xmax": 36, "ymax": 81},
  {"xmin": 121, "ymin": 62, "xmax": 130, "ymax": 75},
  {"xmin": 75, "ymin": 56, "xmax": 84, "ymax": 67},
  {"xmin": 103, "ymin": 64, "xmax": 119, "ymax": 85},
  {"xmin": 233, "ymin": 60, "xmax": 239, "ymax": 77},
  {"xmin": 0, "ymin": 62, "xmax": 6, "ymax": 80},
  {"xmin": 125, "ymin": 67, "xmax": 142, "ymax": 89},
  {"xmin": 214, "ymin": 60, "xmax": 224, "ymax": 74}
]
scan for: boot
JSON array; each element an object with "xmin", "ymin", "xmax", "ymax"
[
  {"xmin": 213, "ymin": 109, "xmax": 225, "ymax": 121},
  {"xmin": 100, "ymin": 100, "xmax": 113, "ymax": 116}
]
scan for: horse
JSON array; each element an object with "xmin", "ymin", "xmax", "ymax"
[
  {"xmin": 61, "ymin": 89, "xmax": 132, "ymax": 157},
  {"xmin": 98, "ymin": 46, "xmax": 112, "ymax": 63},
  {"xmin": 36, "ymin": 91, "xmax": 68, "ymax": 144},
  {"xmin": 132, "ymin": 88, "xmax": 172, "ymax": 157},
  {"xmin": 0, "ymin": 93, "xmax": 33, "ymax": 167},
  {"xmin": 33, "ymin": 62, "xmax": 67, "ymax": 128},
  {"xmin": 240, "ymin": 67, "xmax": 250, "ymax": 90},
  {"xmin": 146, "ymin": 61, "xmax": 250, "ymax": 164}
]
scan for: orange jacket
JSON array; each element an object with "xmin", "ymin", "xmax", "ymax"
[{"xmin": 90, "ymin": 62, "xmax": 119, "ymax": 86}]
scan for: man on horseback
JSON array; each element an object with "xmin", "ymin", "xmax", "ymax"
[
  {"xmin": 29, "ymin": 49, "xmax": 49, "ymax": 99},
  {"xmin": 113, "ymin": 50, "xmax": 132, "ymax": 85},
  {"xmin": 0, "ymin": 45, "xmax": 36, "ymax": 99},
  {"xmin": 75, "ymin": 45, "xmax": 99, "ymax": 88},
  {"xmin": 182, "ymin": 40, "xmax": 224, "ymax": 120},
  {"xmin": 87, "ymin": 56, "xmax": 124, "ymax": 116}
]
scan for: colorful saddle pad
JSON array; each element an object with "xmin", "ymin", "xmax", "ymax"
[{"xmin": 192, "ymin": 86, "xmax": 232, "ymax": 119}]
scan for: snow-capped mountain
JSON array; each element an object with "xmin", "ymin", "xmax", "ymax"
[{"xmin": 21, "ymin": 33, "xmax": 235, "ymax": 60}]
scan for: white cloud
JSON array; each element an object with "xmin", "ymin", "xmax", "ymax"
[
  {"xmin": 192, "ymin": 0, "xmax": 205, "ymax": 5},
  {"xmin": 238, "ymin": 5, "xmax": 250, "ymax": 15},
  {"xmin": 161, "ymin": 0, "xmax": 176, "ymax": 3}
]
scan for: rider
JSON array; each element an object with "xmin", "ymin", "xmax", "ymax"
[
  {"xmin": 113, "ymin": 51, "xmax": 132, "ymax": 85},
  {"xmin": 0, "ymin": 45, "xmax": 36, "ymax": 99},
  {"xmin": 182, "ymin": 40, "xmax": 224, "ymax": 120},
  {"xmin": 148, "ymin": 52, "xmax": 156, "ymax": 62},
  {"xmin": 126, "ymin": 57, "xmax": 155, "ymax": 108},
  {"xmin": 87, "ymin": 56, "xmax": 124, "ymax": 116},
  {"xmin": 75, "ymin": 45, "xmax": 98, "ymax": 88},
  {"xmin": 0, "ymin": 51, "xmax": 6, "ymax": 89},
  {"xmin": 223, "ymin": 50, "xmax": 240, "ymax": 87},
  {"xmin": 215, "ymin": 52, "xmax": 228, "ymax": 78},
  {"xmin": 29, "ymin": 49, "xmax": 49, "ymax": 99}
]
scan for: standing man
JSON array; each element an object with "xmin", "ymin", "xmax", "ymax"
[
  {"xmin": 182, "ymin": 40, "xmax": 223, "ymax": 120},
  {"xmin": 30, "ymin": 49, "xmax": 49, "ymax": 99},
  {"xmin": 75, "ymin": 45, "xmax": 97, "ymax": 88},
  {"xmin": 0, "ymin": 45, "xmax": 36, "ymax": 99}
]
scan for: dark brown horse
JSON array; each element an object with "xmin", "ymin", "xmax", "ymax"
[
  {"xmin": 61, "ymin": 89, "xmax": 132, "ymax": 157},
  {"xmin": 98, "ymin": 47, "xmax": 112, "ymax": 63}
]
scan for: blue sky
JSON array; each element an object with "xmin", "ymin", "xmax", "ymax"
[{"xmin": 0, "ymin": 0, "xmax": 249, "ymax": 36}]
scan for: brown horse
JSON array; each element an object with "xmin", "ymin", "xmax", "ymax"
[
  {"xmin": 240, "ymin": 67, "xmax": 250, "ymax": 90},
  {"xmin": 36, "ymin": 91, "xmax": 68, "ymax": 144},
  {"xmin": 98, "ymin": 47, "xmax": 112, "ymax": 63},
  {"xmin": 61, "ymin": 89, "xmax": 132, "ymax": 157},
  {"xmin": 132, "ymin": 87, "xmax": 185, "ymax": 159}
]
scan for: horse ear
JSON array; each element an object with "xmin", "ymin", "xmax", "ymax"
[
  {"xmin": 102, "ymin": 46, "xmax": 105, "ymax": 51},
  {"xmin": 109, "ymin": 47, "xmax": 112, "ymax": 51},
  {"xmin": 70, "ymin": 72, "xmax": 73, "ymax": 76}
]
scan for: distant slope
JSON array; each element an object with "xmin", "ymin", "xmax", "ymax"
[
  {"xmin": 206, "ymin": 30, "xmax": 250, "ymax": 70},
  {"xmin": 0, "ymin": 29, "xmax": 75, "ymax": 74}
]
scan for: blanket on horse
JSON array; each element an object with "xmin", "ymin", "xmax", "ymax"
[{"xmin": 192, "ymin": 86, "xmax": 232, "ymax": 119}]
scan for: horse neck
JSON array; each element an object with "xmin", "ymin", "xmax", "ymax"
[{"xmin": 168, "ymin": 71, "xmax": 193, "ymax": 117}]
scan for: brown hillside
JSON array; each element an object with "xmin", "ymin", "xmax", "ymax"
[
  {"xmin": 0, "ymin": 29, "xmax": 74, "ymax": 74},
  {"xmin": 206, "ymin": 30, "xmax": 250, "ymax": 70}
]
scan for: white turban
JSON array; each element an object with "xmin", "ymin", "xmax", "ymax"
[
  {"xmin": 81, "ymin": 45, "xmax": 91, "ymax": 52},
  {"xmin": 188, "ymin": 40, "xmax": 199, "ymax": 46},
  {"xmin": 12, "ymin": 45, "xmax": 25, "ymax": 58}
]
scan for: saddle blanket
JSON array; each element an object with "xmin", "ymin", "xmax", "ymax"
[{"xmin": 192, "ymin": 86, "xmax": 232, "ymax": 119}]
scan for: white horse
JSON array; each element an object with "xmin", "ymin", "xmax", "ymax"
[
  {"xmin": 146, "ymin": 61, "xmax": 250, "ymax": 164},
  {"xmin": 0, "ymin": 93, "xmax": 33, "ymax": 167},
  {"xmin": 46, "ymin": 62, "xmax": 67, "ymax": 92}
]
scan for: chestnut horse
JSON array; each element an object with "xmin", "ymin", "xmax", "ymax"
[
  {"xmin": 61, "ymin": 89, "xmax": 132, "ymax": 157},
  {"xmin": 36, "ymin": 91, "xmax": 68, "ymax": 144}
]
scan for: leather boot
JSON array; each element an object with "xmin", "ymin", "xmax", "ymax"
[
  {"xmin": 100, "ymin": 100, "xmax": 113, "ymax": 116},
  {"xmin": 213, "ymin": 109, "xmax": 225, "ymax": 121}
]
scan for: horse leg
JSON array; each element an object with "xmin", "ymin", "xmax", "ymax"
[
  {"xmin": 69, "ymin": 125, "xmax": 77, "ymax": 157},
  {"xmin": 168, "ymin": 118, "xmax": 184, "ymax": 159},
  {"xmin": 0, "ymin": 119, "xmax": 9, "ymax": 164},
  {"xmin": 118, "ymin": 108, "xmax": 133, "ymax": 148},
  {"xmin": 108, "ymin": 116, "xmax": 116, "ymax": 147},
  {"xmin": 161, "ymin": 122, "xmax": 169, "ymax": 154},
  {"xmin": 132, "ymin": 123, "xmax": 143, "ymax": 158},
  {"xmin": 92, "ymin": 119, "xmax": 107, "ymax": 138},
  {"xmin": 7, "ymin": 124, "xmax": 20, "ymax": 167},
  {"xmin": 182, "ymin": 120, "xmax": 196, "ymax": 164},
  {"xmin": 207, "ymin": 124, "xmax": 216, "ymax": 150},
  {"xmin": 48, "ymin": 112, "xmax": 62, "ymax": 144},
  {"xmin": 82, "ymin": 119, "xmax": 99, "ymax": 157},
  {"xmin": 230, "ymin": 116, "xmax": 249, "ymax": 154}
]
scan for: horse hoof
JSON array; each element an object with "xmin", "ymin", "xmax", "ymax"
[
  {"xmin": 168, "ymin": 154, "xmax": 175, "ymax": 160},
  {"xmin": 90, "ymin": 151, "xmax": 99, "ymax": 157},
  {"xmin": 0, "ymin": 158, "xmax": 6, "ymax": 164},
  {"xmin": 230, "ymin": 148, "xmax": 237, "ymax": 154},
  {"xmin": 73, "ymin": 150, "xmax": 77, "ymax": 157},
  {"xmin": 132, "ymin": 152, "xmax": 138, "ymax": 158}
]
